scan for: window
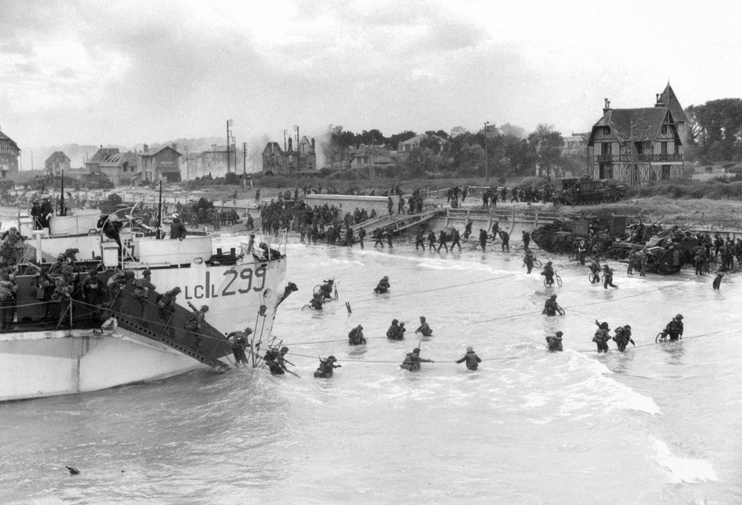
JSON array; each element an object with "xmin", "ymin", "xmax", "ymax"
[
  {"xmin": 661, "ymin": 142, "xmax": 668, "ymax": 155},
  {"xmin": 661, "ymin": 165, "xmax": 671, "ymax": 180},
  {"xmin": 661, "ymin": 125, "xmax": 668, "ymax": 135}
]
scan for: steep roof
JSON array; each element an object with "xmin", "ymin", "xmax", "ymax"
[
  {"xmin": 140, "ymin": 145, "xmax": 181, "ymax": 157},
  {"xmin": 589, "ymin": 107, "xmax": 671, "ymax": 145},
  {"xmin": 658, "ymin": 83, "xmax": 688, "ymax": 124},
  {"xmin": 101, "ymin": 151, "xmax": 139, "ymax": 168},
  {"xmin": 297, "ymin": 136, "xmax": 315, "ymax": 153},
  {"xmin": 89, "ymin": 148, "xmax": 120, "ymax": 164},
  {"xmin": 46, "ymin": 151, "xmax": 70, "ymax": 164},
  {"xmin": 0, "ymin": 130, "xmax": 20, "ymax": 152},
  {"xmin": 262, "ymin": 142, "xmax": 284, "ymax": 154}
]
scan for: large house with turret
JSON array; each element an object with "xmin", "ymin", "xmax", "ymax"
[{"xmin": 587, "ymin": 84, "xmax": 687, "ymax": 185}]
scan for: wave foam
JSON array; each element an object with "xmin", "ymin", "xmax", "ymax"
[
  {"xmin": 652, "ymin": 438, "xmax": 718, "ymax": 483},
  {"xmin": 564, "ymin": 352, "xmax": 661, "ymax": 415}
]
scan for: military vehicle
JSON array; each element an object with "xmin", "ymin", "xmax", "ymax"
[
  {"xmin": 531, "ymin": 214, "xmax": 698, "ymax": 275},
  {"xmin": 556, "ymin": 177, "xmax": 627, "ymax": 205}
]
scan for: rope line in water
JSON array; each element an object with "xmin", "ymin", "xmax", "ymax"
[
  {"xmin": 282, "ymin": 273, "xmax": 519, "ymax": 312},
  {"xmin": 467, "ymin": 277, "xmax": 695, "ymax": 325},
  {"xmin": 281, "ymin": 330, "xmax": 727, "ymax": 366}
]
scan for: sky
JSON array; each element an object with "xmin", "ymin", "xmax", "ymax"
[{"xmin": 2, "ymin": 0, "xmax": 741, "ymax": 168}]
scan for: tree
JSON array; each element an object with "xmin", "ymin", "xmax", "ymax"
[
  {"xmin": 329, "ymin": 126, "xmax": 356, "ymax": 170},
  {"xmin": 528, "ymin": 124, "xmax": 564, "ymax": 180},
  {"xmin": 686, "ymin": 99, "xmax": 742, "ymax": 161},
  {"xmin": 454, "ymin": 143, "xmax": 485, "ymax": 177},
  {"xmin": 357, "ymin": 129, "xmax": 386, "ymax": 146}
]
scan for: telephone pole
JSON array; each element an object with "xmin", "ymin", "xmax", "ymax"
[
  {"xmin": 484, "ymin": 122, "xmax": 489, "ymax": 183},
  {"xmin": 294, "ymin": 125, "xmax": 300, "ymax": 172},
  {"xmin": 242, "ymin": 142, "xmax": 247, "ymax": 175},
  {"xmin": 283, "ymin": 130, "xmax": 288, "ymax": 175},
  {"xmin": 226, "ymin": 119, "xmax": 234, "ymax": 173}
]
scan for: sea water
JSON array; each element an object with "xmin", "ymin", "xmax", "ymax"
[{"xmin": 1, "ymin": 239, "xmax": 741, "ymax": 504}]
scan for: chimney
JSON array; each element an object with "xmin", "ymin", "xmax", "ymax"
[
  {"xmin": 288, "ymin": 137, "xmax": 293, "ymax": 152},
  {"xmin": 655, "ymin": 93, "xmax": 665, "ymax": 107},
  {"xmin": 143, "ymin": 144, "xmax": 149, "ymax": 153},
  {"xmin": 172, "ymin": 143, "xmax": 178, "ymax": 152},
  {"xmin": 603, "ymin": 98, "xmax": 611, "ymax": 113},
  {"xmin": 311, "ymin": 138, "xmax": 315, "ymax": 152}
]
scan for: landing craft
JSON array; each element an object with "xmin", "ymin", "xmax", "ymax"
[{"xmin": 0, "ymin": 208, "xmax": 289, "ymax": 402}]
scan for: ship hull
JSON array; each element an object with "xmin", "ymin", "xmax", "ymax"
[
  {"xmin": 1, "ymin": 242, "xmax": 287, "ymax": 402},
  {"xmin": 0, "ymin": 328, "xmax": 210, "ymax": 402}
]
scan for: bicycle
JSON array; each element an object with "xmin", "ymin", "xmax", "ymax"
[
  {"xmin": 655, "ymin": 331, "xmax": 668, "ymax": 343},
  {"xmin": 313, "ymin": 284, "xmax": 339, "ymax": 300},
  {"xmin": 543, "ymin": 272, "xmax": 562, "ymax": 288},
  {"xmin": 588, "ymin": 272, "xmax": 600, "ymax": 284}
]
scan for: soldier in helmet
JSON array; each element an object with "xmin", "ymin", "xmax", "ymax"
[
  {"xmin": 226, "ymin": 327, "xmax": 253, "ymax": 366},
  {"xmin": 348, "ymin": 324, "xmax": 366, "ymax": 345},
  {"xmin": 593, "ymin": 320, "xmax": 611, "ymax": 353},
  {"xmin": 456, "ymin": 346, "xmax": 482, "ymax": 370},
  {"xmin": 374, "ymin": 276, "xmax": 390, "ymax": 294},
  {"xmin": 314, "ymin": 355, "xmax": 341, "ymax": 378},
  {"xmin": 541, "ymin": 261, "xmax": 555, "ymax": 287},
  {"xmin": 612, "ymin": 325, "xmax": 635, "ymax": 352},
  {"xmin": 415, "ymin": 229, "xmax": 426, "ymax": 251},
  {"xmin": 264, "ymin": 346, "xmax": 291, "ymax": 375},
  {"xmin": 542, "ymin": 294, "xmax": 563, "ymax": 316},
  {"xmin": 386, "ymin": 319, "xmax": 404, "ymax": 340},
  {"xmin": 31, "ymin": 201, "xmax": 43, "ymax": 230},
  {"xmin": 400, "ymin": 347, "xmax": 434, "ymax": 372},
  {"xmin": 662, "ymin": 314, "xmax": 684, "ymax": 341},
  {"xmin": 415, "ymin": 316, "xmax": 433, "ymax": 337},
  {"xmin": 186, "ymin": 302, "xmax": 209, "ymax": 350},
  {"xmin": 546, "ymin": 331, "xmax": 563, "ymax": 352}
]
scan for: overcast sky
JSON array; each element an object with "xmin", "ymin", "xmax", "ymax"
[{"xmin": 2, "ymin": 0, "xmax": 740, "ymax": 163}]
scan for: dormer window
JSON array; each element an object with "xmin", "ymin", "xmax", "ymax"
[{"xmin": 661, "ymin": 125, "xmax": 668, "ymax": 135}]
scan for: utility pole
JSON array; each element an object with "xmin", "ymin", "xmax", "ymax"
[
  {"xmin": 294, "ymin": 125, "xmax": 300, "ymax": 172},
  {"xmin": 226, "ymin": 119, "xmax": 234, "ymax": 173},
  {"xmin": 484, "ymin": 122, "xmax": 489, "ymax": 183},
  {"xmin": 184, "ymin": 146, "xmax": 189, "ymax": 181},
  {"xmin": 242, "ymin": 142, "xmax": 247, "ymax": 175},
  {"xmin": 283, "ymin": 130, "xmax": 288, "ymax": 175}
]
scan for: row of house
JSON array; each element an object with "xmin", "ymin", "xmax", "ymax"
[
  {"xmin": 1, "ymin": 83, "xmax": 689, "ymax": 186},
  {"xmin": 83, "ymin": 144, "xmax": 182, "ymax": 185}
]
